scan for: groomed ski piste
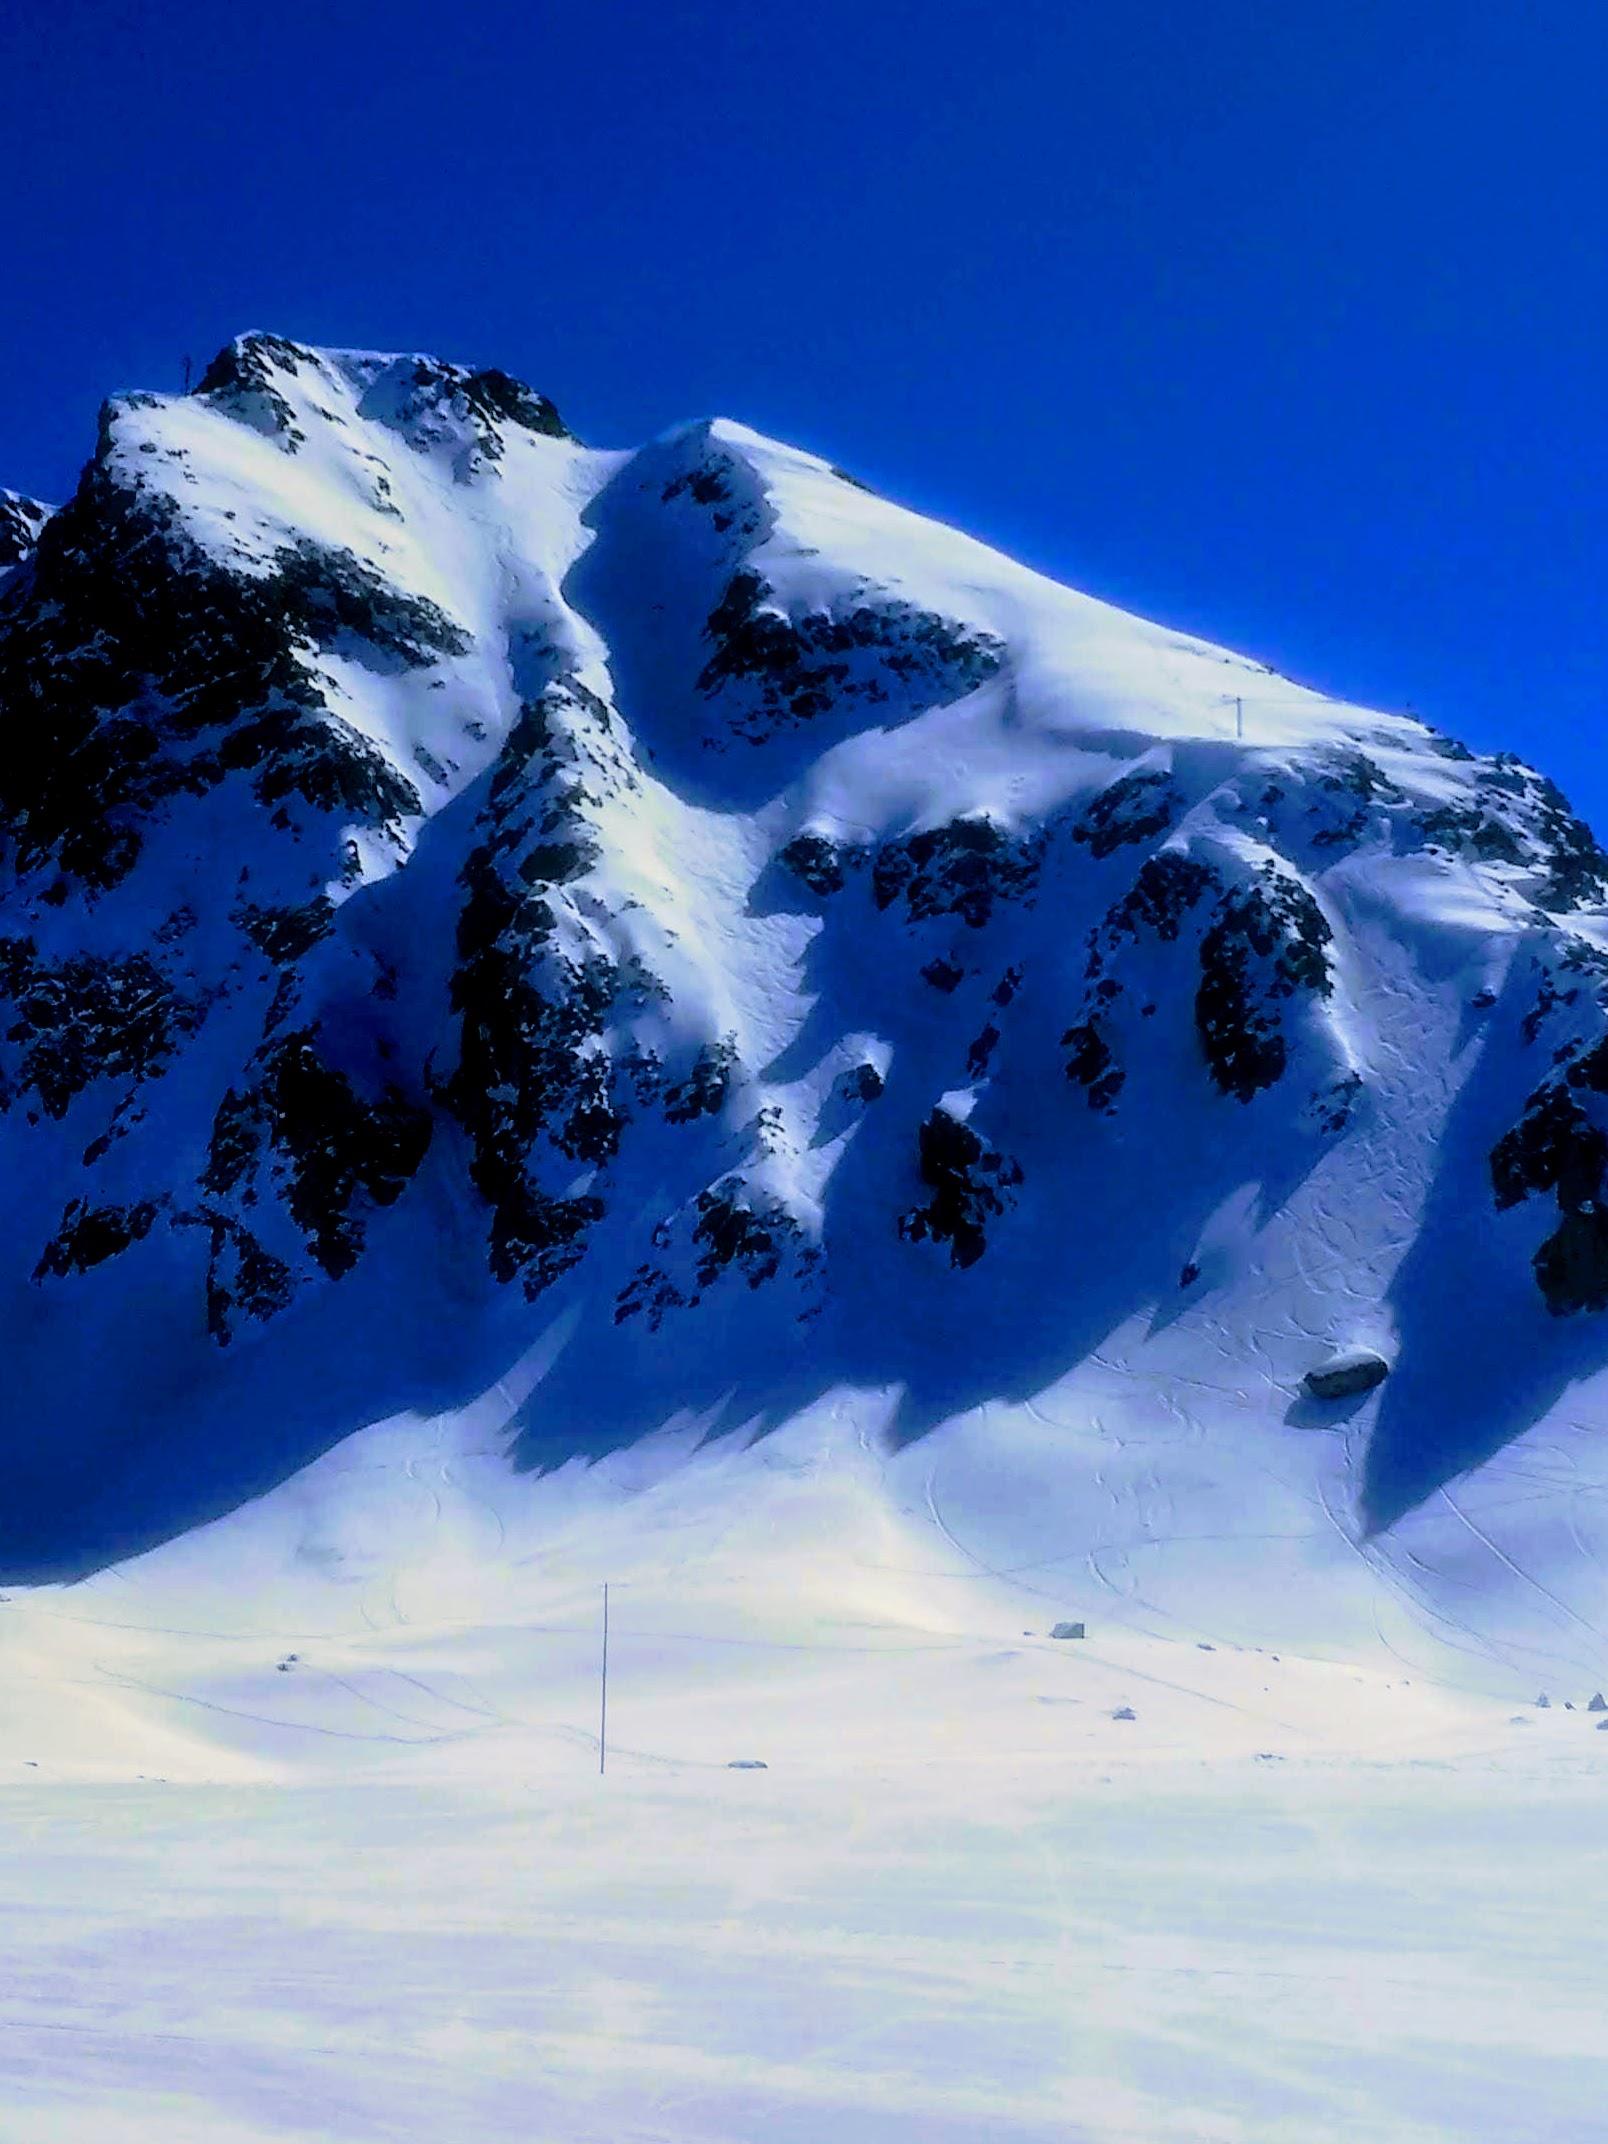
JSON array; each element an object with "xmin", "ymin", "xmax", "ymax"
[{"xmin": 4, "ymin": 337, "xmax": 1608, "ymax": 2140}]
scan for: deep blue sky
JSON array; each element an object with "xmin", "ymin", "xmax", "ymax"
[{"xmin": 6, "ymin": 1, "xmax": 1608, "ymax": 822}]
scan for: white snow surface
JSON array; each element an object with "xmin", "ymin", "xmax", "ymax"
[
  {"xmin": 6, "ymin": 1401, "xmax": 1608, "ymax": 2140},
  {"xmin": 5, "ymin": 334, "xmax": 1608, "ymax": 2139}
]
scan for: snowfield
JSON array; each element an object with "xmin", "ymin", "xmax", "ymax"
[
  {"xmin": 5, "ymin": 334, "xmax": 1608, "ymax": 2138},
  {"xmin": 5, "ymin": 1402, "xmax": 1608, "ymax": 2141}
]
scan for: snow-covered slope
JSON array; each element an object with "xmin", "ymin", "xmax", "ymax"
[{"xmin": 6, "ymin": 330, "xmax": 1608, "ymax": 1685}]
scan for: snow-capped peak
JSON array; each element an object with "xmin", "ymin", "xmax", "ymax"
[{"xmin": 5, "ymin": 333, "xmax": 1608, "ymax": 1618}]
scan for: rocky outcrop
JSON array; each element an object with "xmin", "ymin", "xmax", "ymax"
[
  {"xmin": 615, "ymin": 1174, "xmax": 821, "ymax": 1329},
  {"xmin": 203, "ymin": 1031, "xmax": 432, "ymax": 1286},
  {"xmin": 898, "ymin": 1106, "xmax": 1022, "ymax": 1267},
  {"xmin": 1492, "ymin": 1034, "xmax": 1608, "ymax": 1315},
  {"xmin": 0, "ymin": 490, "xmax": 50, "ymax": 572},
  {"xmin": 778, "ymin": 831, "xmax": 851, "ymax": 895},
  {"xmin": 873, "ymin": 816, "xmax": 1039, "ymax": 928},
  {"xmin": 1414, "ymin": 750, "xmax": 1608, "ymax": 912},
  {"xmin": 0, "ymin": 436, "xmax": 456, "ymax": 889},
  {"xmin": 1194, "ymin": 865, "xmax": 1333, "ymax": 1102},
  {"xmin": 0, "ymin": 936, "xmax": 205, "ymax": 1120},
  {"xmin": 445, "ymin": 681, "xmax": 641, "ymax": 1298},
  {"xmin": 1064, "ymin": 849, "xmax": 1334, "ymax": 1109},
  {"xmin": 1072, "ymin": 769, "xmax": 1178, "ymax": 859},
  {"xmin": 698, "ymin": 569, "xmax": 1003, "ymax": 744}
]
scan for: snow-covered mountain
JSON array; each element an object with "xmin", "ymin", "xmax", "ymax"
[{"xmin": 6, "ymin": 330, "xmax": 1608, "ymax": 1619}]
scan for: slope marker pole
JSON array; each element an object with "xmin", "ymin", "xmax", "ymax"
[
  {"xmin": 1235, "ymin": 696, "xmax": 1243, "ymax": 740},
  {"xmin": 599, "ymin": 1582, "xmax": 609, "ymax": 1776}
]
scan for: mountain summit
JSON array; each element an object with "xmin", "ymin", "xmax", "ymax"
[{"xmin": 5, "ymin": 332, "xmax": 1608, "ymax": 1582}]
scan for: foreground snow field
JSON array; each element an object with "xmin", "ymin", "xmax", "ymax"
[
  {"xmin": 8, "ymin": 1762, "xmax": 1607, "ymax": 2144},
  {"xmin": 5, "ymin": 1399, "xmax": 1608, "ymax": 2142}
]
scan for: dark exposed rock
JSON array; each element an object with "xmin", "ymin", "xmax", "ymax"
[
  {"xmin": 1519, "ymin": 962, "xmax": 1577, "ymax": 1046},
  {"xmin": 1073, "ymin": 770, "xmax": 1178, "ymax": 859},
  {"xmin": 1417, "ymin": 802, "xmax": 1527, "ymax": 867},
  {"xmin": 349, "ymin": 353, "xmax": 574, "ymax": 465},
  {"xmin": 614, "ymin": 1175, "xmax": 819, "ymax": 1327},
  {"xmin": 1063, "ymin": 1019, "xmax": 1124, "ymax": 1112},
  {"xmin": 233, "ymin": 896, "xmax": 336, "ymax": 966},
  {"xmin": 33, "ymin": 1196, "xmax": 160, "ymax": 1280},
  {"xmin": 1074, "ymin": 846, "xmax": 1333, "ymax": 1108},
  {"xmin": 1414, "ymin": 754, "xmax": 1608, "ymax": 913},
  {"xmin": 692, "ymin": 1182, "xmax": 805, "ymax": 1290},
  {"xmin": 193, "ymin": 1209, "xmax": 296, "ymax": 1343},
  {"xmin": 196, "ymin": 333, "xmax": 313, "ymax": 447},
  {"xmin": 1531, "ymin": 779, "xmax": 1608, "ymax": 912},
  {"xmin": 663, "ymin": 465, "xmax": 732, "ymax": 507},
  {"xmin": 1309, "ymin": 1071, "xmax": 1364, "ymax": 1135},
  {"xmin": 0, "ymin": 937, "xmax": 204, "ymax": 1118},
  {"xmin": 899, "ymin": 1106, "xmax": 1021, "ymax": 1267},
  {"xmin": 205, "ymin": 1029, "xmax": 432, "ymax": 1283},
  {"xmin": 966, "ymin": 1023, "xmax": 1000, "ymax": 1078},
  {"xmin": 456, "ymin": 366, "xmax": 571, "ymax": 443},
  {"xmin": 1320, "ymin": 753, "xmax": 1398, "ymax": 803},
  {"xmin": 872, "ymin": 816, "xmax": 1038, "ymax": 928},
  {"xmin": 1306, "ymin": 754, "xmax": 1400, "ymax": 850},
  {"xmin": 664, "ymin": 1038, "xmax": 740, "ymax": 1124},
  {"xmin": 656, "ymin": 442, "xmax": 765, "ymax": 541},
  {"xmin": 0, "ymin": 490, "xmax": 50, "ymax": 572},
  {"xmin": 1196, "ymin": 867, "xmax": 1332, "ymax": 1102},
  {"xmin": 840, "ymin": 1061, "xmax": 884, "ymax": 1104},
  {"xmin": 1491, "ymin": 1036, "xmax": 1608, "ymax": 1313},
  {"xmin": 1491, "ymin": 1075, "xmax": 1608, "ymax": 1216},
  {"xmin": 778, "ymin": 831, "xmax": 848, "ymax": 895},
  {"xmin": 1105, "ymin": 853, "xmax": 1216, "ymax": 943},
  {"xmin": 1532, "ymin": 1210, "xmax": 1608, "ymax": 1316},
  {"xmin": 613, "ymin": 1263, "xmax": 688, "ymax": 1330},
  {"xmin": 697, "ymin": 569, "xmax": 1003, "ymax": 743},
  {"xmin": 445, "ymin": 683, "xmax": 637, "ymax": 1296},
  {"xmin": 0, "ymin": 439, "xmax": 455, "ymax": 888},
  {"xmin": 920, "ymin": 956, "xmax": 965, "ymax": 994}
]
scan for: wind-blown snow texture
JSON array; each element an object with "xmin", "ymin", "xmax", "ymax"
[{"xmin": 7, "ymin": 331, "xmax": 1608, "ymax": 1591}]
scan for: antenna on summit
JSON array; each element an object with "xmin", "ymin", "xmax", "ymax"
[{"xmin": 182, "ymin": 354, "xmax": 193, "ymax": 395}]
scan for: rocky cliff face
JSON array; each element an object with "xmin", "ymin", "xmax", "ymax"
[{"xmin": 5, "ymin": 332, "xmax": 1608, "ymax": 1575}]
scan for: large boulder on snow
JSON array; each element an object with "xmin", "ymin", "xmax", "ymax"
[{"xmin": 1304, "ymin": 1349, "xmax": 1391, "ymax": 1401}]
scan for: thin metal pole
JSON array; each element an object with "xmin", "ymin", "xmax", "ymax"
[
  {"xmin": 1235, "ymin": 696, "xmax": 1243, "ymax": 741},
  {"xmin": 599, "ymin": 1582, "xmax": 609, "ymax": 1776}
]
